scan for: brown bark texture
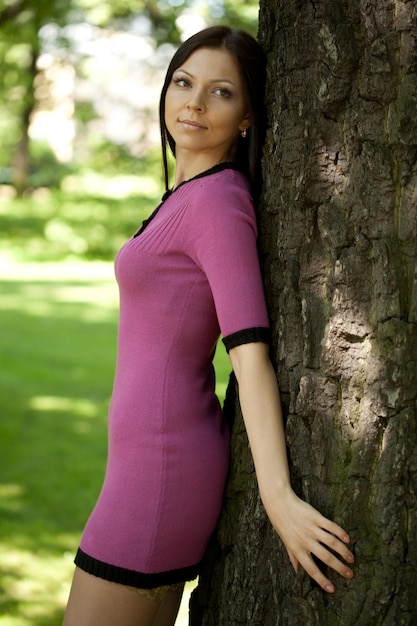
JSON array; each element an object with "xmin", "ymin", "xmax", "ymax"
[{"xmin": 190, "ymin": 1, "xmax": 417, "ymax": 624}]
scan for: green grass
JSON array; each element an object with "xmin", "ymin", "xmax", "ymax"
[{"xmin": 0, "ymin": 257, "xmax": 230, "ymax": 625}]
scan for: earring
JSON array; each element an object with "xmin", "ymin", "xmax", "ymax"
[{"xmin": 241, "ymin": 128, "xmax": 247, "ymax": 138}]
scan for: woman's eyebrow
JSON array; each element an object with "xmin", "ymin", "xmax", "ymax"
[{"xmin": 175, "ymin": 68, "xmax": 236, "ymax": 85}]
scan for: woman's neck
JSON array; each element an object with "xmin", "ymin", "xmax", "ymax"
[{"xmin": 173, "ymin": 149, "xmax": 235, "ymax": 189}]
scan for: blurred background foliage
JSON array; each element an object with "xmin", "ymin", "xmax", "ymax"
[{"xmin": 0, "ymin": 0, "xmax": 259, "ymax": 260}]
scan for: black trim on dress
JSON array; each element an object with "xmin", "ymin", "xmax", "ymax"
[
  {"xmin": 222, "ymin": 326, "xmax": 270, "ymax": 353},
  {"xmin": 74, "ymin": 548, "xmax": 200, "ymax": 589},
  {"xmin": 133, "ymin": 162, "xmax": 239, "ymax": 238}
]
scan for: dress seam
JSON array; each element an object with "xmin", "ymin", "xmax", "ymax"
[{"xmin": 145, "ymin": 268, "xmax": 204, "ymax": 570}]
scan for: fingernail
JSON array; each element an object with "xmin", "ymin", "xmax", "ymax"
[
  {"xmin": 325, "ymin": 583, "xmax": 335, "ymax": 593},
  {"xmin": 345, "ymin": 570, "xmax": 353, "ymax": 578},
  {"xmin": 347, "ymin": 555, "xmax": 354, "ymax": 563}
]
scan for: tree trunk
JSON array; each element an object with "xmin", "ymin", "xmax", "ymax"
[
  {"xmin": 12, "ymin": 46, "xmax": 38, "ymax": 196},
  {"xmin": 190, "ymin": 1, "xmax": 417, "ymax": 624}
]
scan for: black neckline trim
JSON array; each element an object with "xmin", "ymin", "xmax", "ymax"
[
  {"xmin": 134, "ymin": 161, "xmax": 239, "ymax": 238},
  {"xmin": 167, "ymin": 161, "xmax": 239, "ymax": 198}
]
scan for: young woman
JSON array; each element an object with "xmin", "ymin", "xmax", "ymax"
[{"xmin": 63, "ymin": 26, "xmax": 354, "ymax": 626}]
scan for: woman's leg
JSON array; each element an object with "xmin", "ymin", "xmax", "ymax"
[
  {"xmin": 152, "ymin": 584, "xmax": 184, "ymax": 626},
  {"xmin": 63, "ymin": 567, "xmax": 162, "ymax": 626}
]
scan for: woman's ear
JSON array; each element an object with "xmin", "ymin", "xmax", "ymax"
[{"xmin": 239, "ymin": 114, "xmax": 251, "ymax": 133}]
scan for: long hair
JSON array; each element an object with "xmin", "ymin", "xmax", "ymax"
[{"xmin": 159, "ymin": 26, "xmax": 267, "ymax": 199}]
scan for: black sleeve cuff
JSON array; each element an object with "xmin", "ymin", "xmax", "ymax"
[{"xmin": 222, "ymin": 327, "xmax": 270, "ymax": 353}]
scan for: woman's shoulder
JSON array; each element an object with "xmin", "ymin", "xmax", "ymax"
[
  {"xmin": 180, "ymin": 167, "xmax": 258, "ymax": 246},
  {"xmin": 188, "ymin": 166, "xmax": 254, "ymax": 214},
  {"xmin": 195, "ymin": 165, "xmax": 250, "ymax": 193}
]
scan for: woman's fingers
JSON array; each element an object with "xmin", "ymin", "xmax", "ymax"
[
  {"xmin": 294, "ymin": 540, "xmax": 354, "ymax": 593},
  {"xmin": 288, "ymin": 552, "xmax": 299, "ymax": 573},
  {"xmin": 276, "ymin": 504, "xmax": 355, "ymax": 592},
  {"xmin": 312, "ymin": 540, "xmax": 354, "ymax": 578},
  {"xmin": 315, "ymin": 525, "xmax": 354, "ymax": 562},
  {"xmin": 294, "ymin": 550, "xmax": 338, "ymax": 593},
  {"xmin": 285, "ymin": 540, "xmax": 353, "ymax": 593},
  {"xmin": 265, "ymin": 492, "xmax": 355, "ymax": 592},
  {"xmin": 318, "ymin": 516, "xmax": 352, "ymax": 546}
]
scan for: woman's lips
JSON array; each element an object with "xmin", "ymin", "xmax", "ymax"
[{"xmin": 179, "ymin": 119, "xmax": 206, "ymax": 130}]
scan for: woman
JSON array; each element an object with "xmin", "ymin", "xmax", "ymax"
[{"xmin": 63, "ymin": 26, "xmax": 354, "ymax": 626}]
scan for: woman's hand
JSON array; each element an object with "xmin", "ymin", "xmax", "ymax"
[
  {"xmin": 229, "ymin": 342, "xmax": 354, "ymax": 593},
  {"xmin": 262, "ymin": 485, "xmax": 354, "ymax": 593}
]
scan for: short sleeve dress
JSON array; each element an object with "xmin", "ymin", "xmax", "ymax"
[{"xmin": 74, "ymin": 163, "xmax": 269, "ymax": 588}]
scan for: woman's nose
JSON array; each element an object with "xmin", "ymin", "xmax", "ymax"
[{"xmin": 186, "ymin": 89, "xmax": 205, "ymax": 111}]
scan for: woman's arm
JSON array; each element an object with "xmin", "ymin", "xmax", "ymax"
[{"xmin": 228, "ymin": 341, "xmax": 354, "ymax": 593}]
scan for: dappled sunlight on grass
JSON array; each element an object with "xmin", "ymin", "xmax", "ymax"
[
  {"xmin": 0, "ymin": 484, "xmax": 25, "ymax": 514},
  {"xmin": 0, "ymin": 256, "xmax": 114, "ymax": 280},
  {"xmin": 2, "ymin": 281, "xmax": 118, "ymax": 321},
  {"xmin": 0, "ymin": 546, "xmax": 75, "ymax": 625},
  {"xmin": 29, "ymin": 395, "xmax": 99, "ymax": 417},
  {"xmin": 0, "ymin": 258, "xmax": 118, "ymax": 324},
  {"xmin": 0, "ymin": 259, "xmax": 117, "ymax": 624}
]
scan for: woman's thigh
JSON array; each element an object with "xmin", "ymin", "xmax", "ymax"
[
  {"xmin": 153, "ymin": 585, "xmax": 184, "ymax": 626},
  {"xmin": 63, "ymin": 567, "xmax": 164, "ymax": 626}
]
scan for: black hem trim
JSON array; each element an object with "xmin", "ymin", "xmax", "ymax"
[
  {"xmin": 222, "ymin": 326, "xmax": 270, "ymax": 353},
  {"xmin": 74, "ymin": 548, "xmax": 200, "ymax": 589}
]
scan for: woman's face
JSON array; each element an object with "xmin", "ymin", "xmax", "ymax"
[{"xmin": 164, "ymin": 47, "xmax": 250, "ymax": 165}]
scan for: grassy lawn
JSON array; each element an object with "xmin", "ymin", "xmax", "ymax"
[{"xmin": 0, "ymin": 256, "xmax": 230, "ymax": 625}]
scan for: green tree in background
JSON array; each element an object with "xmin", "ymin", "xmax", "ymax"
[
  {"xmin": 0, "ymin": 0, "xmax": 258, "ymax": 195},
  {"xmin": 0, "ymin": 0, "xmax": 71, "ymax": 193}
]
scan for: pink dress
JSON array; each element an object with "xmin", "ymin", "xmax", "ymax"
[{"xmin": 75, "ymin": 164, "xmax": 269, "ymax": 588}]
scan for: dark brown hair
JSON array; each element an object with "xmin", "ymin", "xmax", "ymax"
[{"xmin": 159, "ymin": 25, "xmax": 267, "ymax": 199}]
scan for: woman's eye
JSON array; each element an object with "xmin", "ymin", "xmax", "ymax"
[
  {"xmin": 214, "ymin": 87, "xmax": 232, "ymax": 98},
  {"xmin": 173, "ymin": 77, "xmax": 190, "ymax": 87}
]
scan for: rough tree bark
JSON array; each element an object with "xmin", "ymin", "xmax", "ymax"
[{"xmin": 190, "ymin": 1, "xmax": 417, "ymax": 624}]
